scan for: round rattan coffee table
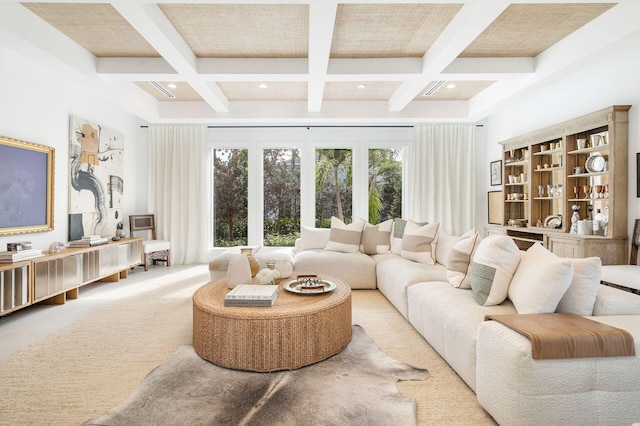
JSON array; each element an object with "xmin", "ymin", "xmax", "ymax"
[{"xmin": 192, "ymin": 276, "xmax": 352, "ymax": 372}]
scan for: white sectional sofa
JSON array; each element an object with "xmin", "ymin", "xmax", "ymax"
[{"xmin": 209, "ymin": 220, "xmax": 640, "ymax": 425}]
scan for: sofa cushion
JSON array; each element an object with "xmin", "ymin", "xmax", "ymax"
[
  {"xmin": 508, "ymin": 243, "xmax": 574, "ymax": 314},
  {"xmin": 556, "ymin": 257, "xmax": 601, "ymax": 315},
  {"xmin": 446, "ymin": 229, "xmax": 481, "ymax": 288},
  {"xmin": 360, "ymin": 219, "xmax": 393, "ymax": 254},
  {"xmin": 400, "ymin": 221, "xmax": 439, "ymax": 265},
  {"xmin": 294, "ymin": 249, "xmax": 376, "ymax": 289},
  {"xmin": 324, "ymin": 217, "xmax": 365, "ymax": 253},
  {"xmin": 297, "ymin": 226, "xmax": 330, "ymax": 251},
  {"xmin": 469, "ymin": 235, "xmax": 521, "ymax": 306},
  {"xmin": 593, "ymin": 284, "xmax": 640, "ymax": 315},
  {"xmin": 407, "ymin": 281, "xmax": 517, "ymax": 390},
  {"xmin": 376, "ymin": 255, "xmax": 446, "ymax": 319}
]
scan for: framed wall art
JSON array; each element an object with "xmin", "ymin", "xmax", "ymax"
[
  {"xmin": 0, "ymin": 135, "xmax": 54, "ymax": 236},
  {"xmin": 68, "ymin": 115, "xmax": 124, "ymax": 241},
  {"xmin": 490, "ymin": 160, "xmax": 502, "ymax": 186},
  {"xmin": 488, "ymin": 191, "xmax": 503, "ymax": 225}
]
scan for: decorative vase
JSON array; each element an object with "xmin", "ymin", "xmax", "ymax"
[
  {"xmin": 226, "ymin": 254, "xmax": 251, "ymax": 289},
  {"xmin": 570, "ymin": 205, "xmax": 580, "ymax": 234},
  {"xmin": 240, "ymin": 247, "xmax": 260, "ymax": 277}
]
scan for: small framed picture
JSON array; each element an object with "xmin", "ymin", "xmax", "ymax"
[
  {"xmin": 488, "ymin": 191, "xmax": 504, "ymax": 225},
  {"xmin": 637, "ymin": 153, "xmax": 640, "ymax": 198},
  {"xmin": 490, "ymin": 160, "xmax": 502, "ymax": 186}
]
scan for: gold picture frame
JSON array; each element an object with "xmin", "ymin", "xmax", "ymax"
[{"xmin": 0, "ymin": 135, "xmax": 55, "ymax": 236}]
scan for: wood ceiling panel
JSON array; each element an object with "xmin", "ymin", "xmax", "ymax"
[
  {"xmin": 324, "ymin": 82, "xmax": 401, "ymax": 101},
  {"xmin": 331, "ymin": 3, "xmax": 463, "ymax": 58},
  {"xmin": 159, "ymin": 4, "xmax": 308, "ymax": 58},
  {"xmin": 415, "ymin": 81, "xmax": 495, "ymax": 100},
  {"xmin": 22, "ymin": 3, "xmax": 159, "ymax": 57},
  {"xmin": 460, "ymin": 3, "xmax": 615, "ymax": 57},
  {"xmin": 217, "ymin": 82, "xmax": 307, "ymax": 101}
]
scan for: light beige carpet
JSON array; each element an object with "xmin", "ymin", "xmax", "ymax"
[{"xmin": 0, "ymin": 266, "xmax": 495, "ymax": 425}]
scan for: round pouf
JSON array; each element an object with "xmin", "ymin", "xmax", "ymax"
[{"xmin": 192, "ymin": 277, "xmax": 352, "ymax": 372}]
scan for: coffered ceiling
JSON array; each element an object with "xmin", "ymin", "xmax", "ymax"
[{"xmin": 1, "ymin": 1, "xmax": 639, "ymax": 125}]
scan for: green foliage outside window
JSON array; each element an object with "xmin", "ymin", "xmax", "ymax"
[{"xmin": 213, "ymin": 148, "xmax": 248, "ymax": 247}]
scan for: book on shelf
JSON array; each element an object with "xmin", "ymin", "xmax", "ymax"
[
  {"xmin": 224, "ymin": 284, "xmax": 279, "ymax": 307},
  {"xmin": 0, "ymin": 249, "xmax": 44, "ymax": 262},
  {"xmin": 6, "ymin": 241, "xmax": 32, "ymax": 251}
]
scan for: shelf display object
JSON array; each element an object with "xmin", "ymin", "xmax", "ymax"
[{"xmin": 487, "ymin": 106, "xmax": 629, "ymax": 264}]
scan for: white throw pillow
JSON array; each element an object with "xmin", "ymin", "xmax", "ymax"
[
  {"xmin": 390, "ymin": 218, "xmax": 408, "ymax": 255},
  {"xmin": 360, "ymin": 219, "xmax": 393, "ymax": 254},
  {"xmin": 556, "ymin": 257, "xmax": 601, "ymax": 315},
  {"xmin": 400, "ymin": 221, "xmax": 440, "ymax": 265},
  {"xmin": 297, "ymin": 225, "xmax": 330, "ymax": 251},
  {"xmin": 508, "ymin": 243, "xmax": 574, "ymax": 314},
  {"xmin": 446, "ymin": 228, "xmax": 482, "ymax": 289},
  {"xmin": 470, "ymin": 235, "xmax": 521, "ymax": 306},
  {"xmin": 324, "ymin": 217, "xmax": 365, "ymax": 253}
]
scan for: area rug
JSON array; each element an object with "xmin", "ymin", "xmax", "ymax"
[{"xmin": 83, "ymin": 325, "xmax": 428, "ymax": 425}]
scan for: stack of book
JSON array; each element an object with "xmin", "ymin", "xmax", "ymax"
[
  {"xmin": 224, "ymin": 284, "xmax": 279, "ymax": 307},
  {"xmin": 0, "ymin": 248, "xmax": 44, "ymax": 263},
  {"xmin": 69, "ymin": 235, "xmax": 109, "ymax": 247},
  {"xmin": 6, "ymin": 241, "xmax": 32, "ymax": 251}
]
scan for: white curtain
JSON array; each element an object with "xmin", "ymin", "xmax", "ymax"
[
  {"xmin": 409, "ymin": 125, "xmax": 476, "ymax": 236},
  {"xmin": 148, "ymin": 125, "xmax": 208, "ymax": 264}
]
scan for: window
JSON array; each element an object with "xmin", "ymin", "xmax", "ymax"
[
  {"xmin": 213, "ymin": 148, "xmax": 248, "ymax": 247},
  {"xmin": 263, "ymin": 148, "xmax": 300, "ymax": 246},
  {"xmin": 315, "ymin": 148, "xmax": 353, "ymax": 227},
  {"xmin": 368, "ymin": 148, "xmax": 403, "ymax": 224},
  {"xmin": 208, "ymin": 127, "xmax": 410, "ymax": 248}
]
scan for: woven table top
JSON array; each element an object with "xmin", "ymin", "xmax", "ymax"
[{"xmin": 192, "ymin": 275, "xmax": 351, "ymax": 319}]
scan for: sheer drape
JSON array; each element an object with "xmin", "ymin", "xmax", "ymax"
[
  {"xmin": 409, "ymin": 125, "xmax": 476, "ymax": 236},
  {"xmin": 148, "ymin": 125, "xmax": 208, "ymax": 264}
]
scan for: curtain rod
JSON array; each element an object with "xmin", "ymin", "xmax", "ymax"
[
  {"xmin": 140, "ymin": 125, "xmax": 414, "ymax": 129},
  {"xmin": 140, "ymin": 124, "xmax": 484, "ymax": 128}
]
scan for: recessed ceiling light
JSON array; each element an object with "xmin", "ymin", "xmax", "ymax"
[
  {"xmin": 446, "ymin": 83, "xmax": 456, "ymax": 89},
  {"xmin": 167, "ymin": 83, "xmax": 177, "ymax": 89},
  {"xmin": 356, "ymin": 84, "xmax": 366, "ymax": 89},
  {"xmin": 259, "ymin": 83, "xmax": 268, "ymax": 89}
]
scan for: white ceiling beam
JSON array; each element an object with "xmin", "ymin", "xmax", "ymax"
[
  {"xmin": 388, "ymin": 1, "xmax": 510, "ymax": 112},
  {"xmin": 328, "ymin": 58, "xmax": 422, "ymax": 76},
  {"xmin": 111, "ymin": 1, "xmax": 228, "ymax": 112},
  {"xmin": 307, "ymin": 1, "xmax": 337, "ymax": 112},
  {"xmin": 154, "ymin": 99, "xmax": 469, "ymax": 125},
  {"xmin": 97, "ymin": 57, "xmax": 178, "ymax": 80},
  {"xmin": 98, "ymin": 56, "xmax": 532, "ymax": 83},
  {"xmin": 443, "ymin": 57, "xmax": 534, "ymax": 75}
]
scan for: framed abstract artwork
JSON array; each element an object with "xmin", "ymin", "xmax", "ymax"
[
  {"xmin": 0, "ymin": 135, "xmax": 54, "ymax": 236},
  {"xmin": 68, "ymin": 115, "xmax": 124, "ymax": 241}
]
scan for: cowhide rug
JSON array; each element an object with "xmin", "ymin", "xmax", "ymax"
[{"xmin": 83, "ymin": 325, "xmax": 428, "ymax": 426}]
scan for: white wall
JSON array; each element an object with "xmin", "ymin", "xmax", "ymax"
[
  {"xmin": 0, "ymin": 45, "xmax": 140, "ymax": 251},
  {"xmin": 483, "ymin": 39, "xmax": 640, "ymax": 240}
]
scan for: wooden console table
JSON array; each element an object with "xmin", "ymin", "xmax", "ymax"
[{"xmin": 0, "ymin": 238, "xmax": 143, "ymax": 317}]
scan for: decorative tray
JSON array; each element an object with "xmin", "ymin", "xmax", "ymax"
[{"xmin": 283, "ymin": 277, "xmax": 337, "ymax": 294}]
